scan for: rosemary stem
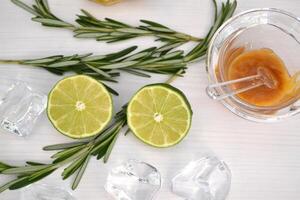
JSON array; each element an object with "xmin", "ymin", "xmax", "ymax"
[
  {"xmin": 144, "ymin": 32, "xmax": 202, "ymax": 42},
  {"xmin": 172, "ymin": 31, "xmax": 202, "ymax": 42},
  {"xmin": 183, "ymin": 34, "xmax": 202, "ymax": 42},
  {"xmin": 0, "ymin": 60, "xmax": 21, "ymax": 65},
  {"xmin": 55, "ymin": 146, "xmax": 92, "ymax": 168},
  {"xmin": 165, "ymin": 68, "xmax": 184, "ymax": 84},
  {"xmin": 189, "ymin": 36, "xmax": 203, "ymax": 42},
  {"xmin": 66, "ymin": 26, "xmax": 77, "ymax": 31}
]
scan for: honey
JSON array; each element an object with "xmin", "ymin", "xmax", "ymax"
[{"xmin": 219, "ymin": 48, "xmax": 300, "ymax": 107}]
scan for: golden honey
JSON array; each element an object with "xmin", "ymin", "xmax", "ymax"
[{"xmin": 218, "ymin": 48, "xmax": 300, "ymax": 107}]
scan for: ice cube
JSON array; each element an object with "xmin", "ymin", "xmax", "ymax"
[
  {"xmin": 172, "ymin": 156, "xmax": 231, "ymax": 200},
  {"xmin": 21, "ymin": 183, "xmax": 76, "ymax": 200},
  {"xmin": 105, "ymin": 159, "xmax": 161, "ymax": 200},
  {"xmin": 0, "ymin": 82, "xmax": 46, "ymax": 137}
]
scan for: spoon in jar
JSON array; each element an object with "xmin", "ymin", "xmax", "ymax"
[{"xmin": 206, "ymin": 67, "xmax": 278, "ymax": 101}]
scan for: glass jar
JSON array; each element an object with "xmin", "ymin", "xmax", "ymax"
[{"xmin": 206, "ymin": 8, "xmax": 300, "ymax": 122}]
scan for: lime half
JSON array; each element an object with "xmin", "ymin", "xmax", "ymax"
[
  {"xmin": 47, "ymin": 75, "xmax": 113, "ymax": 139},
  {"xmin": 127, "ymin": 84, "xmax": 192, "ymax": 148}
]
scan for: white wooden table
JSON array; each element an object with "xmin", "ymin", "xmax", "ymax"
[{"xmin": 0, "ymin": 0, "xmax": 300, "ymax": 199}]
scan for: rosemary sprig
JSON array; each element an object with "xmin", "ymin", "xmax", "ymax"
[
  {"xmin": 75, "ymin": 11, "xmax": 202, "ymax": 44},
  {"xmin": 0, "ymin": 0, "xmax": 237, "ymax": 193},
  {"xmin": 184, "ymin": 0, "xmax": 237, "ymax": 62},
  {"xmin": 0, "ymin": 107, "xmax": 127, "ymax": 192},
  {"xmin": 11, "ymin": 0, "xmax": 201, "ymax": 45},
  {"xmin": 166, "ymin": 0, "xmax": 237, "ymax": 83},
  {"xmin": 3, "ymin": 0, "xmax": 237, "ymax": 85},
  {"xmin": 11, "ymin": 0, "xmax": 74, "ymax": 29},
  {"xmin": 0, "ymin": 45, "xmax": 187, "ymax": 83}
]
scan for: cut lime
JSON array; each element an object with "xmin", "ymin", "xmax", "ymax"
[
  {"xmin": 127, "ymin": 84, "xmax": 192, "ymax": 148},
  {"xmin": 47, "ymin": 75, "xmax": 113, "ymax": 139}
]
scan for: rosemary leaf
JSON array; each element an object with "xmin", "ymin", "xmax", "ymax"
[
  {"xmin": 11, "ymin": 0, "xmax": 40, "ymax": 16},
  {"xmin": 212, "ymin": 0, "xmax": 218, "ymax": 22},
  {"xmin": 0, "ymin": 162, "xmax": 13, "ymax": 173},
  {"xmin": 8, "ymin": 177, "xmax": 32, "ymax": 190},
  {"xmin": 124, "ymin": 128, "xmax": 131, "ymax": 136},
  {"xmin": 82, "ymin": 55, "xmax": 106, "ymax": 62},
  {"xmin": 103, "ymin": 132, "xmax": 120, "ymax": 163},
  {"xmin": 76, "ymin": 53, "xmax": 93, "ymax": 59},
  {"xmin": 51, "ymin": 145, "xmax": 84, "ymax": 159},
  {"xmin": 28, "ymin": 166, "xmax": 56, "ymax": 181},
  {"xmin": 61, "ymin": 54, "xmax": 79, "ymax": 61},
  {"xmin": 43, "ymin": 141, "xmax": 88, "ymax": 151},
  {"xmin": 2, "ymin": 165, "xmax": 48, "ymax": 175},
  {"xmin": 102, "ymin": 83, "xmax": 119, "ymax": 96},
  {"xmin": 47, "ymin": 60, "xmax": 80, "ymax": 68},
  {"xmin": 100, "ymin": 61, "xmax": 139, "ymax": 69},
  {"xmin": 0, "ymin": 177, "xmax": 28, "ymax": 193},
  {"xmin": 9, "ymin": 170, "xmax": 55, "ymax": 190},
  {"xmin": 91, "ymin": 133, "xmax": 116, "ymax": 155},
  {"xmin": 93, "ymin": 120, "xmax": 125, "ymax": 145},
  {"xmin": 52, "ymin": 146, "xmax": 85, "ymax": 164},
  {"xmin": 55, "ymin": 147, "xmax": 91, "ymax": 167},
  {"xmin": 164, "ymin": 50, "xmax": 184, "ymax": 59},
  {"xmin": 35, "ymin": 0, "xmax": 51, "ymax": 18},
  {"xmin": 155, "ymin": 34, "xmax": 178, "ymax": 41},
  {"xmin": 80, "ymin": 9, "xmax": 97, "ymax": 21},
  {"xmin": 96, "ymin": 147, "xmax": 108, "ymax": 160},
  {"xmin": 96, "ymin": 36, "xmax": 118, "ymax": 41},
  {"xmin": 41, "ymin": 0, "xmax": 50, "ymax": 11},
  {"xmin": 75, "ymin": 32, "xmax": 109, "ymax": 38},
  {"xmin": 23, "ymin": 58, "xmax": 58, "ymax": 64},
  {"xmin": 72, "ymin": 155, "xmax": 91, "ymax": 190},
  {"xmin": 74, "ymin": 27, "xmax": 112, "ymax": 33},
  {"xmin": 85, "ymin": 64, "xmax": 112, "ymax": 78},
  {"xmin": 153, "ymin": 59, "xmax": 184, "ymax": 65},
  {"xmin": 117, "ymin": 28, "xmax": 151, "ymax": 34},
  {"xmin": 121, "ymin": 68, "xmax": 151, "ymax": 78},
  {"xmin": 146, "ymin": 26, "xmax": 175, "ymax": 33},
  {"xmin": 62, "ymin": 154, "xmax": 88, "ymax": 180},
  {"xmin": 109, "ymin": 72, "xmax": 120, "ymax": 77},
  {"xmin": 123, "ymin": 52, "xmax": 151, "ymax": 61},
  {"xmin": 45, "ymin": 68, "xmax": 64, "ymax": 75},
  {"xmin": 105, "ymin": 18, "xmax": 131, "ymax": 28},
  {"xmin": 106, "ymin": 36, "xmax": 136, "ymax": 43},
  {"xmin": 140, "ymin": 20, "xmax": 169, "ymax": 29},
  {"xmin": 32, "ymin": 18, "xmax": 73, "ymax": 27},
  {"xmin": 104, "ymin": 46, "xmax": 138, "ymax": 60},
  {"xmin": 26, "ymin": 161, "xmax": 46, "ymax": 166},
  {"xmin": 156, "ymin": 42, "xmax": 185, "ymax": 53}
]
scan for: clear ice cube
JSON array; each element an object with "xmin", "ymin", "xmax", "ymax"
[
  {"xmin": 105, "ymin": 159, "xmax": 162, "ymax": 200},
  {"xmin": 0, "ymin": 82, "xmax": 46, "ymax": 137},
  {"xmin": 172, "ymin": 156, "xmax": 231, "ymax": 200},
  {"xmin": 21, "ymin": 184, "xmax": 76, "ymax": 200}
]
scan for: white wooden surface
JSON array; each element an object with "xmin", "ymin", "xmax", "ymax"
[{"xmin": 0, "ymin": 0, "xmax": 300, "ymax": 199}]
